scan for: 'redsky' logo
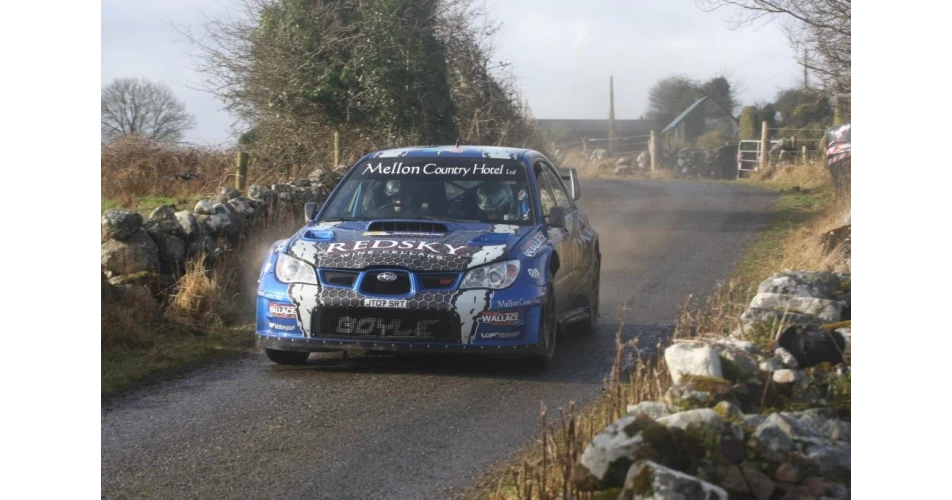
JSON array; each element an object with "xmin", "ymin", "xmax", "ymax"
[{"xmin": 323, "ymin": 240, "xmax": 471, "ymax": 255}]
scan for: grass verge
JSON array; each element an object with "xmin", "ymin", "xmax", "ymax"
[{"xmin": 102, "ymin": 325, "xmax": 254, "ymax": 400}]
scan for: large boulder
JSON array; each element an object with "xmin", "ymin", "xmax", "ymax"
[
  {"xmin": 664, "ymin": 343, "xmax": 723, "ymax": 384},
  {"xmin": 748, "ymin": 409, "xmax": 850, "ymax": 479},
  {"xmin": 627, "ymin": 401, "xmax": 671, "ymax": 420},
  {"xmin": 175, "ymin": 210, "xmax": 216, "ymax": 257},
  {"xmin": 102, "ymin": 209, "xmax": 143, "ymax": 241},
  {"xmin": 227, "ymin": 196, "xmax": 256, "ymax": 219},
  {"xmin": 664, "ymin": 375, "xmax": 733, "ymax": 411},
  {"xmin": 657, "ymin": 409, "xmax": 723, "ymax": 435},
  {"xmin": 756, "ymin": 271, "xmax": 842, "ymax": 300},
  {"xmin": 713, "ymin": 344, "xmax": 760, "ymax": 383},
  {"xmin": 742, "ymin": 293, "xmax": 842, "ymax": 324},
  {"xmin": 618, "ymin": 460, "xmax": 727, "ymax": 500},
  {"xmin": 143, "ymin": 220, "xmax": 187, "ymax": 272},
  {"xmin": 101, "ymin": 229, "xmax": 160, "ymax": 278},
  {"xmin": 776, "ymin": 325, "xmax": 848, "ymax": 368},
  {"xmin": 573, "ymin": 415, "xmax": 682, "ymax": 491},
  {"xmin": 194, "ymin": 200, "xmax": 216, "ymax": 215},
  {"xmin": 149, "ymin": 205, "xmax": 186, "ymax": 239}
]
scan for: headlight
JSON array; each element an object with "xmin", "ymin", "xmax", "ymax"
[
  {"xmin": 275, "ymin": 253, "xmax": 317, "ymax": 284},
  {"xmin": 460, "ymin": 260, "xmax": 521, "ymax": 290}
]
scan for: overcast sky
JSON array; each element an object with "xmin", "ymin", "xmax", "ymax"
[{"xmin": 102, "ymin": 0, "xmax": 800, "ymax": 146}]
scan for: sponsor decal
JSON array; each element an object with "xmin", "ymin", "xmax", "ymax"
[
  {"xmin": 268, "ymin": 322, "xmax": 298, "ymax": 332},
  {"xmin": 337, "ymin": 317, "xmax": 438, "ymax": 337},
  {"xmin": 260, "ymin": 290, "xmax": 288, "ymax": 301},
  {"xmin": 520, "ymin": 232, "xmax": 546, "ymax": 257},
  {"xmin": 269, "ymin": 302, "xmax": 297, "ymax": 319},
  {"xmin": 479, "ymin": 310, "xmax": 522, "ymax": 325},
  {"xmin": 518, "ymin": 189, "xmax": 527, "ymax": 200},
  {"xmin": 323, "ymin": 240, "xmax": 470, "ymax": 255},
  {"xmin": 493, "ymin": 296, "xmax": 544, "ymax": 309},
  {"xmin": 362, "ymin": 231, "xmax": 444, "ymax": 238},
  {"xmin": 527, "ymin": 268, "xmax": 541, "ymax": 279},
  {"xmin": 480, "ymin": 330, "xmax": 521, "ymax": 340},
  {"xmin": 360, "ymin": 162, "xmax": 520, "ymax": 177}
]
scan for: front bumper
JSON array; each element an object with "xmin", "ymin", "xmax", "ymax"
[
  {"xmin": 256, "ymin": 261, "xmax": 547, "ymax": 351},
  {"xmin": 256, "ymin": 334, "xmax": 544, "ymax": 356}
]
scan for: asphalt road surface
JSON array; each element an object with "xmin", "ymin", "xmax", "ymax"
[{"xmin": 101, "ymin": 179, "xmax": 777, "ymax": 500}]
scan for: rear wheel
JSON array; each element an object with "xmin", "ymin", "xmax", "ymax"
[
  {"xmin": 528, "ymin": 281, "xmax": 557, "ymax": 370},
  {"xmin": 265, "ymin": 348, "xmax": 310, "ymax": 365}
]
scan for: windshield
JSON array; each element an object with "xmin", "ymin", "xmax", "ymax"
[{"xmin": 320, "ymin": 158, "xmax": 535, "ymax": 224}]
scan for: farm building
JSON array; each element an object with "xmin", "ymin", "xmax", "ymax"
[{"xmin": 661, "ymin": 96, "xmax": 739, "ymax": 147}]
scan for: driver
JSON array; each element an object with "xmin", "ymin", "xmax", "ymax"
[
  {"xmin": 373, "ymin": 180, "xmax": 422, "ymax": 216},
  {"xmin": 476, "ymin": 180, "xmax": 517, "ymax": 221}
]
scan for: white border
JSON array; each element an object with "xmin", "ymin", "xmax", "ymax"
[{"xmin": 5, "ymin": 0, "xmax": 97, "ymax": 497}]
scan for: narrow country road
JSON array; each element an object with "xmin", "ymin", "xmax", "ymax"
[{"xmin": 101, "ymin": 179, "xmax": 777, "ymax": 500}]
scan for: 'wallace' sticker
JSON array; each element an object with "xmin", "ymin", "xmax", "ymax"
[
  {"xmin": 269, "ymin": 302, "xmax": 297, "ymax": 319},
  {"xmin": 479, "ymin": 310, "xmax": 522, "ymax": 325}
]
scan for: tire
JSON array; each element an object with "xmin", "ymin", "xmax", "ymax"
[
  {"xmin": 265, "ymin": 348, "xmax": 310, "ymax": 365},
  {"xmin": 577, "ymin": 259, "xmax": 601, "ymax": 336},
  {"xmin": 527, "ymin": 281, "xmax": 557, "ymax": 370}
]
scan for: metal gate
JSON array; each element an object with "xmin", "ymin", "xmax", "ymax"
[{"xmin": 736, "ymin": 140, "xmax": 783, "ymax": 179}]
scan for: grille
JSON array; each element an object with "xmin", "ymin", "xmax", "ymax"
[
  {"xmin": 419, "ymin": 273, "xmax": 459, "ymax": 290},
  {"xmin": 315, "ymin": 307, "xmax": 458, "ymax": 341},
  {"xmin": 366, "ymin": 221, "xmax": 448, "ymax": 234},
  {"xmin": 322, "ymin": 270, "xmax": 358, "ymax": 287},
  {"xmin": 359, "ymin": 271, "xmax": 411, "ymax": 295}
]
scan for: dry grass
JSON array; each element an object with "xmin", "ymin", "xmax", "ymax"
[
  {"xmin": 101, "ymin": 136, "xmax": 234, "ymax": 208},
  {"xmin": 164, "ymin": 255, "xmax": 239, "ymax": 328},
  {"xmin": 101, "ymin": 284, "xmax": 164, "ymax": 350},
  {"xmin": 100, "ymin": 136, "xmax": 331, "ymax": 211},
  {"xmin": 476, "ymin": 318, "xmax": 673, "ymax": 500}
]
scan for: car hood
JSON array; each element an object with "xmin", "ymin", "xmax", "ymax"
[{"xmin": 283, "ymin": 220, "xmax": 537, "ymax": 272}]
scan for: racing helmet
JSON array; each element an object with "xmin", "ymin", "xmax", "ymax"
[
  {"xmin": 384, "ymin": 180, "xmax": 402, "ymax": 197},
  {"xmin": 476, "ymin": 180, "xmax": 513, "ymax": 215}
]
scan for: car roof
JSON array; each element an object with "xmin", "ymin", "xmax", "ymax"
[{"xmin": 364, "ymin": 145, "xmax": 533, "ymax": 161}]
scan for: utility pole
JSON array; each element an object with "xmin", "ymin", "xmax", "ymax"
[{"xmin": 608, "ymin": 76, "xmax": 616, "ymax": 156}]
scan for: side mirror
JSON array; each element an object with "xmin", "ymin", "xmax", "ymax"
[
  {"xmin": 304, "ymin": 202, "xmax": 318, "ymax": 223},
  {"xmin": 548, "ymin": 206, "xmax": 567, "ymax": 228}
]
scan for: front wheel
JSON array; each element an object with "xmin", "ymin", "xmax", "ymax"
[
  {"xmin": 527, "ymin": 281, "xmax": 557, "ymax": 370},
  {"xmin": 265, "ymin": 348, "xmax": 310, "ymax": 365}
]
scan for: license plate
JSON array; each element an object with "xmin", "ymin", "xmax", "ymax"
[{"xmin": 363, "ymin": 299, "xmax": 408, "ymax": 308}]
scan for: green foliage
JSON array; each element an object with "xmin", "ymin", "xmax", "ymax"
[
  {"xmin": 739, "ymin": 106, "xmax": 758, "ymax": 140},
  {"xmin": 701, "ymin": 76, "xmax": 737, "ymax": 117},
  {"xmin": 696, "ymin": 129, "xmax": 733, "ymax": 150},
  {"xmin": 647, "ymin": 75, "xmax": 701, "ymax": 125},
  {"xmin": 352, "ymin": 0, "xmax": 457, "ymax": 145}
]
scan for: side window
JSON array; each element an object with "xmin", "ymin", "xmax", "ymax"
[
  {"xmin": 540, "ymin": 164, "xmax": 574, "ymax": 210},
  {"xmin": 534, "ymin": 163, "xmax": 558, "ymax": 220}
]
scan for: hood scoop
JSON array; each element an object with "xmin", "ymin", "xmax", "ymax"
[
  {"xmin": 302, "ymin": 229, "xmax": 335, "ymax": 241},
  {"xmin": 366, "ymin": 220, "xmax": 448, "ymax": 235},
  {"xmin": 468, "ymin": 232, "xmax": 510, "ymax": 245}
]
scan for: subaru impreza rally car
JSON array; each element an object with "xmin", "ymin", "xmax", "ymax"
[{"xmin": 256, "ymin": 145, "xmax": 600, "ymax": 369}]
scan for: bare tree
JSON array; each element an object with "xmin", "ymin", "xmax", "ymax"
[
  {"xmin": 696, "ymin": 0, "xmax": 850, "ymax": 109},
  {"xmin": 101, "ymin": 78, "xmax": 197, "ymax": 143}
]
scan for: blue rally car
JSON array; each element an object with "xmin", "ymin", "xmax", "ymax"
[{"xmin": 255, "ymin": 145, "xmax": 601, "ymax": 369}]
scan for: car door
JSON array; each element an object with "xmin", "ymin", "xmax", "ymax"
[
  {"xmin": 533, "ymin": 161, "xmax": 572, "ymax": 313},
  {"xmin": 535, "ymin": 161, "xmax": 586, "ymax": 311}
]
